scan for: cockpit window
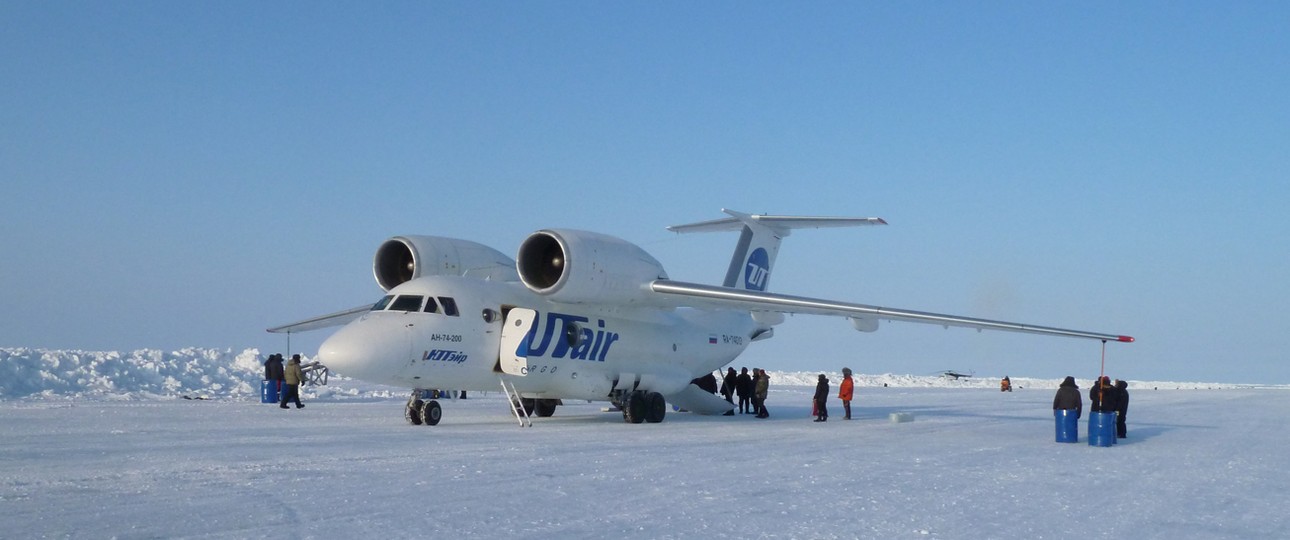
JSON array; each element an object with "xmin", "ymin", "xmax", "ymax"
[
  {"xmin": 389, "ymin": 295, "xmax": 424, "ymax": 312},
  {"xmin": 438, "ymin": 296, "xmax": 459, "ymax": 317},
  {"xmin": 371, "ymin": 295, "xmax": 394, "ymax": 311},
  {"xmin": 422, "ymin": 297, "xmax": 439, "ymax": 314}
]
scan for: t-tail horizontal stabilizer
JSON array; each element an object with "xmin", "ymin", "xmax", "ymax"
[{"xmin": 667, "ymin": 209, "xmax": 887, "ymax": 292}]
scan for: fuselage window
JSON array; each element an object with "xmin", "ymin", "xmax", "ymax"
[
  {"xmin": 438, "ymin": 296, "xmax": 459, "ymax": 317},
  {"xmin": 372, "ymin": 295, "xmax": 394, "ymax": 311},
  {"xmin": 389, "ymin": 295, "xmax": 424, "ymax": 312},
  {"xmin": 423, "ymin": 297, "xmax": 440, "ymax": 314}
]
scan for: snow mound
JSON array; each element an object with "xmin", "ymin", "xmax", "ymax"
[
  {"xmin": 0, "ymin": 348, "xmax": 1273, "ymax": 401},
  {"xmin": 0, "ymin": 348, "xmax": 271, "ymax": 400}
]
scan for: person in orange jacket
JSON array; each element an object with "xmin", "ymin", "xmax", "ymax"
[{"xmin": 838, "ymin": 367, "xmax": 855, "ymax": 420}]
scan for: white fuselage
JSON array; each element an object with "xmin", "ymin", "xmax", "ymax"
[{"xmin": 318, "ymin": 276, "xmax": 758, "ymax": 402}]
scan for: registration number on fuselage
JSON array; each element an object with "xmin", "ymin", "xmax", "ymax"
[{"xmin": 431, "ymin": 333, "xmax": 462, "ymax": 343}]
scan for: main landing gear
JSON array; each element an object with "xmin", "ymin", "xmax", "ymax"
[
  {"xmin": 405, "ymin": 392, "xmax": 442, "ymax": 426},
  {"xmin": 619, "ymin": 390, "xmax": 666, "ymax": 424}
]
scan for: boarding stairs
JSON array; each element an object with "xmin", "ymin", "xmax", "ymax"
[{"xmin": 499, "ymin": 378, "xmax": 532, "ymax": 427}]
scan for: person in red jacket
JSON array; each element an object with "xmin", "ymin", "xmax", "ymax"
[{"xmin": 838, "ymin": 367, "xmax": 855, "ymax": 420}]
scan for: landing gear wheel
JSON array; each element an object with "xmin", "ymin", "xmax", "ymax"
[
  {"xmin": 514, "ymin": 398, "xmax": 536, "ymax": 417},
  {"xmin": 645, "ymin": 392, "xmax": 667, "ymax": 423},
  {"xmin": 535, "ymin": 399, "xmax": 558, "ymax": 418},
  {"xmin": 623, "ymin": 391, "xmax": 647, "ymax": 424},
  {"xmin": 406, "ymin": 398, "xmax": 424, "ymax": 425},
  {"xmin": 421, "ymin": 400, "xmax": 442, "ymax": 426}
]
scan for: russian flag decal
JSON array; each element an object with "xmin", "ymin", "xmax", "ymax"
[{"xmin": 708, "ymin": 335, "xmax": 718, "ymax": 344}]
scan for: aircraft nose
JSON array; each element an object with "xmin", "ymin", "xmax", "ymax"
[{"xmin": 318, "ymin": 321, "xmax": 405, "ymax": 382}]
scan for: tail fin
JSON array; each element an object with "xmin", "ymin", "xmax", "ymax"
[{"xmin": 666, "ymin": 209, "xmax": 887, "ymax": 292}]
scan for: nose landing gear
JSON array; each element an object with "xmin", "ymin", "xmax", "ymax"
[{"xmin": 405, "ymin": 390, "xmax": 442, "ymax": 426}]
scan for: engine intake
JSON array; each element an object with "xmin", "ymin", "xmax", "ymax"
[
  {"xmin": 517, "ymin": 229, "xmax": 668, "ymax": 304},
  {"xmin": 373, "ymin": 235, "xmax": 518, "ymax": 291}
]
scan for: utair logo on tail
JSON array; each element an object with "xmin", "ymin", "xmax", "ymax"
[
  {"xmin": 744, "ymin": 247, "xmax": 771, "ymax": 291},
  {"xmin": 269, "ymin": 208, "xmax": 1133, "ymax": 428}
]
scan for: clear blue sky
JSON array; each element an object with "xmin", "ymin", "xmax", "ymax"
[{"xmin": 4, "ymin": 2, "xmax": 1287, "ymax": 383}]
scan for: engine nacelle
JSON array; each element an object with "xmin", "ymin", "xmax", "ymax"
[
  {"xmin": 516, "ymin": 229, "xmax": 668, "ymax": 304},
  {"xmin": 373, "ymin": 235, "xmax": 518, "ymax": 291}
]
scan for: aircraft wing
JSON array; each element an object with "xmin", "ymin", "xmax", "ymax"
[
  {"xmin": 266, "ymin": 304, "xmax": 372, "ymax": 334},
  {"xmin": 648, "ymin": 280, "xmax": 1134, "ymax": 343}
]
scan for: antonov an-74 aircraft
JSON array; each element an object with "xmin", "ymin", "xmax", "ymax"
[{"xmin": 269, "ymin": 209, "xmax": 1132, "ymax": 426}]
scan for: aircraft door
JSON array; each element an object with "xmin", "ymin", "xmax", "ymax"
[
  {"xmin": 499, "ymin": 308, "xmax": 536, "ymax": 376},
  {"xmin": 395, "ymin": 318, "xmax": 420, "ymax": 381}
]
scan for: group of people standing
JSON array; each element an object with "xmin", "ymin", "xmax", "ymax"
[
  {"xmin": 811, "ymin": 367, "xmax": 856, "ymax": 422},
  {"xmin": 263, "ymin": 353, "xmax": 306, "ymax": 409},
  {"xmin": 1053, "ymin": 375, "xmax": 1130, "ymax": 438},
  {"xmin": 720, "ymin": 367, "xmax": 770, "ymax": 418},
  {"xmin": 715, "ymin": 366, "xmax": 857, "ymax": 422}
]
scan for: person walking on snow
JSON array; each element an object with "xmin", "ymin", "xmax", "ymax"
[{"xmin": 279, "ymin": 354, "xmax": 306, "ymax": 409}]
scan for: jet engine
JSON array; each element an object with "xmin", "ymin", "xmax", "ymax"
[
  {"xmin": 373, "ymin": 235, "xmax": 518, "ymax": 291},
  {"xmin": 516, "ymin": 229, "xmax": 668, "ymax": 304}
]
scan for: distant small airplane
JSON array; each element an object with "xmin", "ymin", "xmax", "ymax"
[
  {"xmin": 269, "ymin": 209, "xmax": 1133, "ymax": 427},
  {"xmin": 940, "ymin": 370, "xmax": 974, "ymax": 380}
]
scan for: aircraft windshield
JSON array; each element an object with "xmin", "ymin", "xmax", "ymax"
[
  {"xmin": 389, "ymin": 295, "xmax": 424, "ymax": 312},
  {"xmin": 439, "ymin": 296, "xmax": 459, "ymax": 316},
  {"xmin": 369, "ymin": 294, "xmax": 458, "ymax": 315}
]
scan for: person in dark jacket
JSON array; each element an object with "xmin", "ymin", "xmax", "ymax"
[
  {"xmin": 721, "ymin": 367, "xmax": 738, "ymax": 404},
  {"xmin": 693, "ymin": 372, "xmax": 719, "ymax": 394},
  {"xmin": 735, "ymin": 367, "xmax": 753, "ymax": 414},
  {"xmin": 279, "ymin": 354, "xmax": 305, "ymax": 409},
  {"xmin": 1114, "ymin": 379, "xmax": 1130, "ymax": 438},
  {"xmin": 1052, "ymin": 376, "xmax": 1082, "ymax": 419},
  {"xmin": 264, "ymin": 354, "xmax": 285, "ymax": 393},
  {"xmin": 813, "ymin": 374, "xmax": 829, "ymax": 422},
  {"xmin": 1089, "ymin": 376, "xmax": 1119, "ymax": 413}
]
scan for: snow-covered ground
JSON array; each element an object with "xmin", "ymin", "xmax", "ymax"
[{"xmin": 2, "ymin": 348, "xmax": 1288, "ymax": 538}]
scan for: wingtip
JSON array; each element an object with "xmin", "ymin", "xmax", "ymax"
[{"xmin": 1118, "ymin": 335, "xmax": 1135, "ymax": 343}]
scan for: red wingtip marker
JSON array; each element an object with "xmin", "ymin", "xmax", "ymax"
[{"xmin": 1118, "ymin": 335, "xmax": 1136, "ymax": 343}]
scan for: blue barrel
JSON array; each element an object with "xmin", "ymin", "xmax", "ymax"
[
  {"xmin": 1088, "ymin": 411, "xmax": 1116, "ymax": 447},
  {"xmin": 1054, "ymin": 409, "xmax": 1079, "ymax": 443},
  {"xmin": 261, "ymin": 380, "xmax": 280, "ymax": 404}
]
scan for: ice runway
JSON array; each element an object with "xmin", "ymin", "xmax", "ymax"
[{"xmin": 3, "ymin": 386, "xmax": 1288, "ymax": 539}]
